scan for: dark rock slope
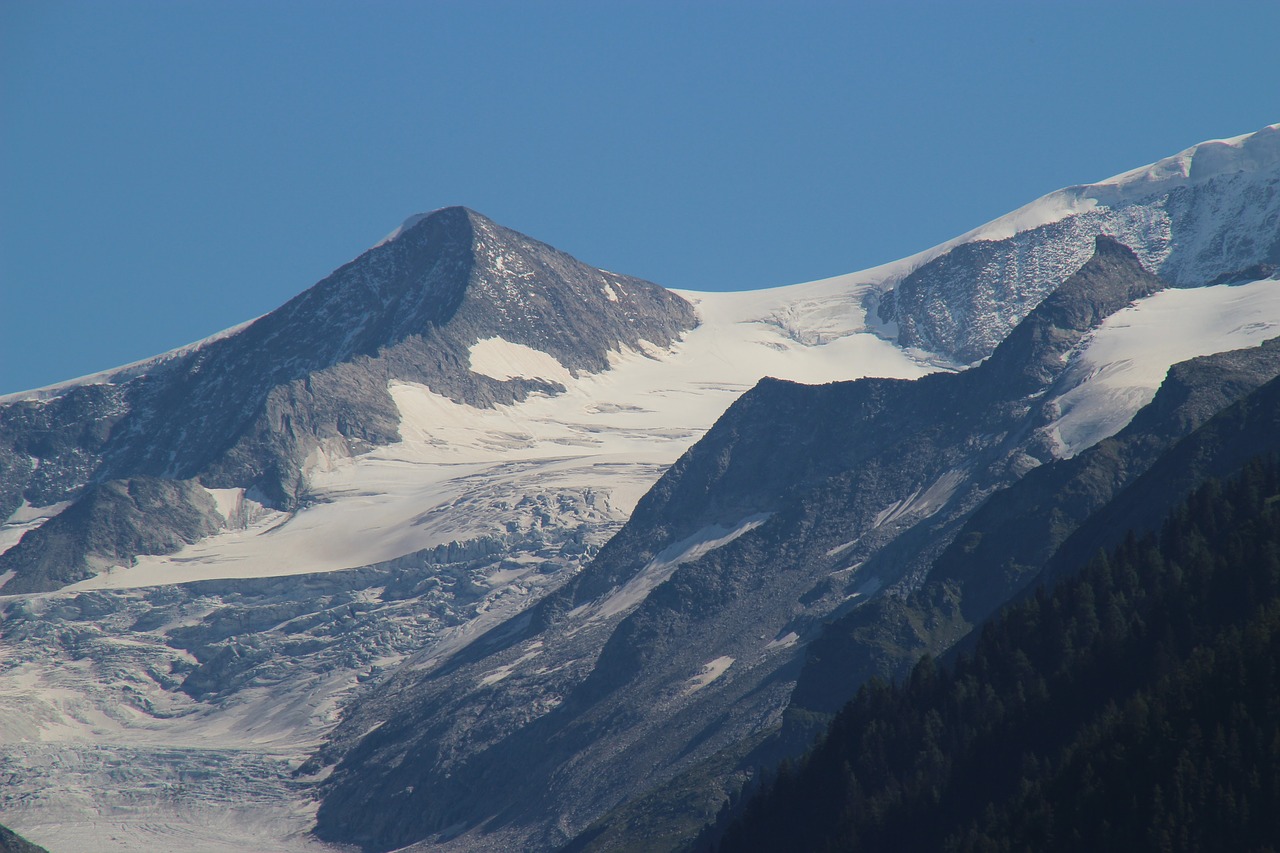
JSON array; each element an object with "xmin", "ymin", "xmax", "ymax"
[
  {"xmin": 0, "ymin": 477, "xmax": 224, "ymax": 594},
  {"xmin": 0, "ymin": 208, "xmax": 696, "ymax": 591},
  {"xmin": 710, "ymin": 449, "xmax": 1280, "ymax": 853},
  {"xmin": 1042, "ymin": 360, "xmax": 1280, "ymax": 587},
  {"xmin": 310, "ymin": 238, "xmax": 1176, "ymax": 852},
  {"xmin": 0, "ymin": 823, "xmax": 47, "ymax": 853},
  {"xmin": 792, "ymin": 336, "xmax": 1280, "ymax": 718}
]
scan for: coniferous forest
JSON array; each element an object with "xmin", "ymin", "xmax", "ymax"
[{"xmin": 706, "ymin": 455, "xmax": 1280, "ymax": 853}]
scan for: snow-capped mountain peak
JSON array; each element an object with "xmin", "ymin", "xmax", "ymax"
[
  {"xmin": 372, "ymin": 209, "xmax": 436, "ymax": 248},
  {"xmin": 878, "ymin": 122, "xmax": 1280, "ymax": 365},
  {"xmin": 953, "ymin": 122, "xmax": 1280, "ymax": 246},
  {"xmin": 1099, "ymin": 122, "xmax": 1280, "ymax": 196},
  {"xmin": 3, "ymin": 126, "xmax": 1280, "ymax": 853}
]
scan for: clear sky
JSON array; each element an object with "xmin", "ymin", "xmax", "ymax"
[{"xmin": 2, "ymin": 0, "xmax": 1277, "ymax": 395}]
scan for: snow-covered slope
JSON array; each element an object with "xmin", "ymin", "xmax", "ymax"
[
  {"xmin": 1, "ymin": 125, "xmax": 1278, "ymax": 853},
  {"xmin": 877, "ymin": 123, "xmax": 1280, "ymax": 363},
  {"xmin": 0, "ymin": 255, "xmax": 937, "ymax": 852},
  {"xmin": 59, "ymin": 276, "xmax": 936, "ymax": 591},
  {"xmin": 1043, "ymin": 277, "xmax": 1280, "ymax": 457}
]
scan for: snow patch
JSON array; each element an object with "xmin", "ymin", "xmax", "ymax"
[
  {"xmin": 765, "ymin": 632, "xmax": 798, "ymax": 650},
  {"xmin": 826, "ymin": 539, "xmax": 859, "ymax": 557},
  {"xmin": 5, "ymin": 501, "xmax": 71, "ymax": 525},
  {"xmin": 873, "ymin": 468, "xmax": 967, "ymax": 529},
  {"xmin": 204, "ymin": 487, "xmax": 275, "ymax": 531},
  {"xmin": 204, "ymin": 488, "xmax": 247, "ymax": 526},
  {"xmin": 685, "ymin": 656, "xmax": 734, "ymax": 694},
  {"xmin": 1045, "ymin": 278, "xmax": 1280, "ymax": 458},
  {"xmin": 590, "ymin": 514, "xmax": 772, "ymax": 623},
  {"xmin": 0, "ymin": 501, "xmax": 71, "ymax": 559},
  {"xmin": 468, "ymin": 337, "xmax": 574, "ymax": 384},
  {"xmin": 477, "ymin": 647, "xmax": 543, "ymax": 688}
]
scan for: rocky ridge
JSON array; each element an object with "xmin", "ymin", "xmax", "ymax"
[
  {"xmin": 2, "ymin": 127, "xmax": 1278, "ymax": 853},
  {"xmin": 0, "ymin": 208, "xmax": 696, "ymax": 592},
  {"xmin": 310, "ymin": 238, "xmax": 1194, "ymax": 851}
]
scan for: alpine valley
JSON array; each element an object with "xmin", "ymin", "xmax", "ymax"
[{"xmin": 1, "ymin": 124, "xmax": 1279, "ymax": 853}]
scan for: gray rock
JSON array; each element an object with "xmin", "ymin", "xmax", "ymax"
[
  {"xmin": 878, "ymin": 163, "xmax": 1280, "ymax": 364},
  {"xmin": 791, "ymin": 335, "xmax": 1280, "ymax": 718},
  {"xmin": 308, "ymin": 238, "xmax": 1176, "ymax": 852},
  {"xmin": 0, "ymin": 208, "xmax": 696, "ymax": 590}
]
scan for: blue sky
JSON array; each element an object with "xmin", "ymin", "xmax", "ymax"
[{"xmin": 2, "ymin": 0, "xmax": 1277, "ymax": 395}]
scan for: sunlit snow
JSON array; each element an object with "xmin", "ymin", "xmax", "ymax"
[
  {"xmin": 1044, "ymin": 278, "xmax": 1280, "ymax": 457},
  {"xmin": 961, "ymin": 123, "xmax": 1280, "ymax": 245},
  {"xmin": 684, "ymin": 655, "xmax": 734, "ymax": 694},
  {"xmin": 61, "ymin": 277, "xmax": 937, "ymax": 592},
  {"xmin": 467, "ymin": 337, "xmax": 575, "ymax": 383},
  {"xmin": 583, "ymin": 513, "xmax": 773, "ymax": 625}
]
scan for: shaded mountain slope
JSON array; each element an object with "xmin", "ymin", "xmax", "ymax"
[
  {"xmin": 1044, "ymin": 360, "xmax": 1280, "ymax": 586},
  {"xmin": 710, "ymin": 453, "xmax": 1280, "ymax": 853},
  {"xmin": 791, "ymin": 336, "xmax": 1280, "ymax": 717},
  {"xmin": 0, "ymin": 824, "xmax": 46, "ymax": 853},
  {"xmin": 310, "ymin": 238, "xmax": 1173, "ymax": 851}
]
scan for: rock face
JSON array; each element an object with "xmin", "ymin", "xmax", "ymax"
[
  {"xmin": 0, "ymin": 478, "xmax": 223, "ymax": 594},
  {"xmin": 0, "ymin": 385, "xmax": 129, "ymax": 516},
  {"xmin": 309, "ymin": 238, "xmax": 1192, "ymax": 852},
  {"xmin": 0, "ymin": 208, "xmax": 697, "ymax": 591},
  {"xmin": 0, "ymin": 823, "xmax": 46, "ymax": 853},
  {"xmin": 877, "ymin": 124, "xmax": 1280, "ymax": 364},
  {"xmin": 791, "ymin": 336, "xmax": 1280, "ymax": 718},
  {"xmin": 4, "ymin": 127, "xmax": 1278, "ymax": 853}
]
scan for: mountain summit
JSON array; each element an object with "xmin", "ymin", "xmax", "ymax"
[
  {"xmin": 307, "ymin": 232, "xmax": 1180, "ymax": 852},
  {"xmin": 1, "ymin": 126, "xmax": 1279, "ymax": 853},
  {"xmin": 0, "ymin": 208, "xmax": 696, "ymax": 591}
]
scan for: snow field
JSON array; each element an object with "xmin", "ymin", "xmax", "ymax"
[
  {"xmin": 62, "ymin": 274, "xmax": 936, "ymax": 592},
  {"xmin": 1045, "ymin": 278, "xmax": 1280, "ymax": 458}
]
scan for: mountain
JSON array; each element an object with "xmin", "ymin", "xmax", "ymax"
[
  {"xmin": 0, "ymin": 207, "xmax": 697, "ymax": 593},
  {"xmin": 0, "ymin": 204, "xmax": 933, "ymax": 851},
  {"xmin": 1, "ymin": 125, "xmax": 1278, "ymax": 852},
  {"xmin": 791, "ymin": 336, "xmax": 1280, "ymax": 718},
  {"xmin": 708, "ymin": 450, "xmax": 1280, "ymax": 853},
  {"xmin": 309, "ymin": 238, "xmax": 1280, "ymax": 851},
  {"xmin": 877, "ymin": 123, "xmax": 1280, "ymax": 364}
]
